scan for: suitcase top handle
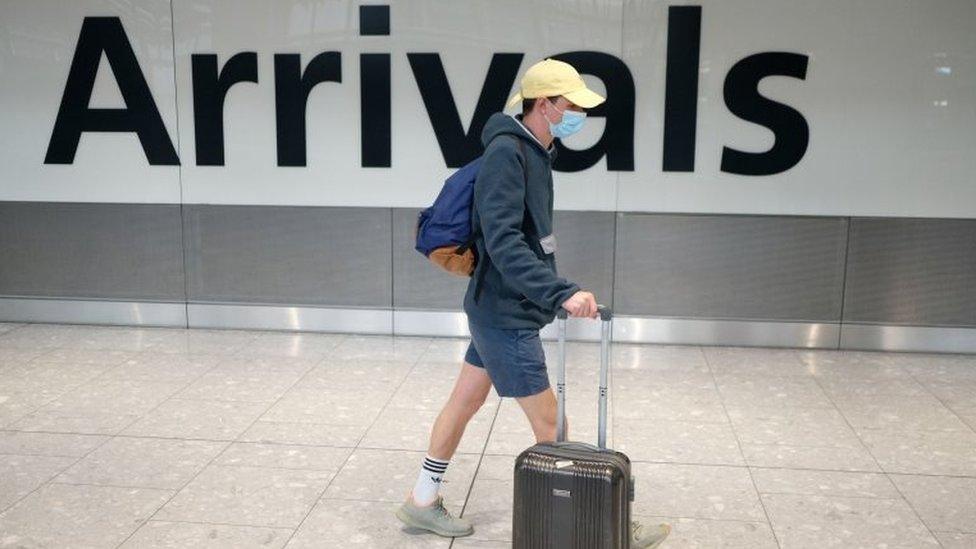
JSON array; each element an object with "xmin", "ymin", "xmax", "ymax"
[
  {"xmin": 555, "ymin": 303, "xmax": 612, "ymax": 449},
  {"xmin": 556, "ymin": 305, "xmax": 613, "ymax": 321}
]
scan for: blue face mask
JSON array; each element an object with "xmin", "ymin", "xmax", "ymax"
[{"xmin": 546, "ymin": 100, "xmax": 587, "ymax": 139}]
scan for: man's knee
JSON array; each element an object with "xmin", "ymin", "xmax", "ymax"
[
  {"xmin": 450, "ymin": 387, "xmax": 488, "ymax": 418},
  {"xmin": 533, "ymin": 406, "xmax": 570, "ymax": 443},
  {"xmin": 461, "ymin": 392, "xmax": 488, "ymax": 416}
]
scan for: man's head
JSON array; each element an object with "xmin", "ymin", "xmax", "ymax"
[{"xmin": 506, "ymin": 59, "xmax": 604, "ymax": 142}]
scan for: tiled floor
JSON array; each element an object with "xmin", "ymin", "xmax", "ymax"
[{"xmin": 0, "ymin": 321, "xmax": 974, "ymax": 548}]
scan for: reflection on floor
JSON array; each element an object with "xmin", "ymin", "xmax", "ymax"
[{"xmin": 0, "ymin": 321, "xmax": 974, "ymax": 548}]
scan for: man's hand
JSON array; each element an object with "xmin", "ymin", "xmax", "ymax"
[{"xmin": 561, "ymin": 290, "xmax": 599, "ymax": 319}]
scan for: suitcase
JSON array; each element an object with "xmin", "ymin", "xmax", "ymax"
[{"xmin": 513, "ymin": 305, "xmax": 633, "ymax": 549}]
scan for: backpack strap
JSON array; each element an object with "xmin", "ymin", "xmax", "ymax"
[{"xmin": 473, "ymin": 135, "xmax": 531, "ymax": 304}]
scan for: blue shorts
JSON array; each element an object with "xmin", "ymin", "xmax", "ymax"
[{"xmin": 464, "ymin": 320, "xmax": 550, "ymax": 398}]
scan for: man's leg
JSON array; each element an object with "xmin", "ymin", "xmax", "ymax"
[
  {"xmin": 424, "ymin": 361, "xmax": 493, "ymax": 463},
  {"xmin": 409, "ymin": 361, "xmax": 492, "ymax": 506},
  {"xmin": 397, "ymin": 360, "xmax": 490, "ymax": 537},
  {"xmin": 515, "ymin": 386, "xmax": 569, "ymax": 443}
]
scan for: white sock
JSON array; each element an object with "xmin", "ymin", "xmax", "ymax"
[{"xmin": 412, "ymin": 454, "xmax": 449, "ymax": 506}]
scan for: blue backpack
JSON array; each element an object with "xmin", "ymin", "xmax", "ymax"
[{"xmin": 414, "ymin": 136, "xmax": 529, "ymax": 289}]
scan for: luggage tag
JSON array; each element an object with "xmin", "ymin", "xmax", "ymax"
[{"xmin": 539, "ymin": 233, "xmax": 557, "ymax": 255}]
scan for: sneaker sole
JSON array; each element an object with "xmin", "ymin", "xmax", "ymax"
[
  {"xmin": 638, "ymin": 524, "xmax": 672, "ymax": 549},
  {"xmin": 395, "ymin": 506, "xmax": 475, "ymax": 538}
]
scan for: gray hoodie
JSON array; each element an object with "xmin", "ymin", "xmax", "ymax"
[{"xmin": 462, "ymin": 112, "xmax": 580, "ymax": 329}]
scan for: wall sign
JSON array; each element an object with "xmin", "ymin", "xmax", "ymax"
[{"xmin": 2, "ymin": 0, "xmax": 973, "ymax": 217}]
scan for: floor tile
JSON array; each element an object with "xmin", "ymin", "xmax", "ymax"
[
  {"xmin": 0, "ymin": 348, "xmax": 51, "ymax": 372},
  {"xmin": 296, "ymin": 358, "xmax": 413, "ymax": 392},
  {"xmin": 36, "ymin": 378, "xmax": 187, "ymax": 416},
  {"xmin": 96, "ymin": 353, "xmax": 224, "ymax": 384},
  {"xmin": 613, "ymin": 368, "xmax": 718, "ymax": 391},
  {"xmin": 231, "ymin": 330, "xmax": 346, "ymax": 359},
  {"xmin": 53, "ymin": 436, "xmax": 226, "ymax": 489},
  {"xmin": 387, "ymin": 374, "xmax": 472, "ymax": 412},
  {"xmin": 751, "ymin": 468, "xmax": 899, "ymax": 498},
  {"xmin": 330, "ymin": 335, "xmax": 432, "ymax": 362},
  {"xmin": 322, "ymin": 448, "xmax": 479, "ymax": 513},
  {"xmin": 4, "ymin": 324, "xmax": 972, "ymax": 547},
  {"xmin": 859, "ymin": 428, "xmax": 976, "ymax": 476},
  {"xmin": 714, "ymin": 374, "xmax": 834, "ymax": 409},
  {"xmin": 612, "ymin": 376, "xmax": 729, "ymax": 423},
  {"xmin": 286, "ymin": 498, "xmax": 451, "ymax": 548},
  {"xmin": 890, "ymin": 474, "xmax": 976, "ymax": 533},
  {"xmin": 896, "ymin": 354, "xmax": 976, "ymax": 383},
  {"xmin": 3, "ymin": 360, "xmax": 117, "ymax": 390},
  {"xmin": 762, "ymin": 492, "xmax": 939, "ymax": 548},
  {"xmin": 703, "ymin": 347, "xmax": 809, "ymax": 377},
  {"xmin": 631, "ymin": 462, "xmax": 766, "ymax": 522},
  {"xmin": 632, "ymin": 515, "xmax": 777, "ymax": 549},
  {"xmin": 0, "ymin": 453, "xmax": 77, "ymax": 511},
  {"xmin": 120, "ymin": 520, "xmax": 293, "ymax": 548},
  {"xmin": 484, "ymin": 398, "xmax": 609, "ymax": 455},
  {"xmin": 934, "ymin": 531, "xmax": 976, "ymax": 548},
  {"xmin": 8, "ymin": 407, "xmax": 143, "ymax": 435},
  {"xmin": 834, "ymin": 395, "xmax": 972, "ymax": 432},
  {"xmin": 259, "ymin": 387, "xmax": 389, "ymax": 426},
  {"xmin": 359, "ymin": 402, "xmax": 497, "ymax": 455},
  {"xmin": 915, "ymin": 380, "xmax": 976, "ymax": 409},
  {"xmin": 155, "ymin": 464, "xmax": 334, "ymax": 528},
  {"xmin": 138, "ymin": 329, "xmax": 259, "ymax": 355},
  {"xmin": 121, "ymin": 398, "xmax": 270, "ymax": 440},
  {"xmin": 460, "ymin": 454, "xmax": 515, "ymax": 542},
  {"xmin": 237, "ymin": 420, "xmax": 365, "ymax": 447},
  {"xmin": 0, "ymin": 324, "xmax": 86, "ymax": 350},
  {"xmin": 726, "ymin": 405, "xmax": 863, "ymax": 448},
  {"xmin": 450, "ymin": 540, "xmax": 510, "ymax": 548},
  {"xmin": 0, "ymin": 482, "xmax": 172, "ymax": 548},
  {"xmin": 210, "ymin": 355, "xmax": 322, "ymax": 376},
  {"xmin": 615, "ymin": 418, "xmax": 744, "ymax": 465},
  {"xmin": 52, "ymin": 326, "xmax": 192, "ymax": 353},
  {"xmin": 418, "ymin": 337, "xmax": 471, "ymax": 364},
  {"xmin": 0, "ymin": 430, "xmax": 108, "ymax": 457},
  {"xmin": 611, "ymin": 344, "xmax": 711, "ymax": 374},
  {"xmin": 816, "ymin": 376, "xmax": 930, "ymax": 399},
  {"xmin": 739, "ymin": 443, "xmax": 881, "ymax": 472},
  {"xmin": 213, "ymin": 441, "xmax": 352, "ymax": 471},
  {"xmin": 798, "ymin": 350, "xmax": 914, "ymax": 380},
  {"xmin": 176, "ymin": 368, "xmax": 306, "ymax": 403}
]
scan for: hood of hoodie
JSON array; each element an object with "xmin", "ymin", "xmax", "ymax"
[{"xmin": 480, "ymin": 112, "xmax": 558, "ymax": 162}]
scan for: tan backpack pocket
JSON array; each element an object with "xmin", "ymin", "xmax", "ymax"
[{"xmin": 428, "ymin": 246, "xmax": 476, "ymax": 277}]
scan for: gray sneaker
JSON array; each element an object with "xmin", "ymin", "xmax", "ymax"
[
  {"xmin": 632, "ymin": 520, "xmax": 671, "ymax": 549},
  {"xmin": 395, "ymin": 496, "xmax": 474, "ymax": 538}
]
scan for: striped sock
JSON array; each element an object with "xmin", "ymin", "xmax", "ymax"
[{"xmin": 412, "ymin": 454, "xmax": 449, "ymax": 506}]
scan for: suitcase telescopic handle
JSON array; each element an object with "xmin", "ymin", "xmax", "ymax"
[{"xmin": 554, "ymin": 304, "xmax": 613, "ymax": 449}]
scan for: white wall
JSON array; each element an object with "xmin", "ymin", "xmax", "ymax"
[{"xmin": 1, "ymin": 0, "xmax": 974, "ymax": 217}]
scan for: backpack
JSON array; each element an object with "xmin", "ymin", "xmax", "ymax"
[{"xmin": 414, "ymin": 135, "xmax": 530, "ymax": 283}]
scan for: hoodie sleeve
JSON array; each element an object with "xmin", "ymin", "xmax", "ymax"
[{"xmin": 474, "ymin": 140, "xmax": 580, "ymax": 312}]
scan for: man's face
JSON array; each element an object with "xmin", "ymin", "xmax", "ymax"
[{"xmin": 541, "ymin": 96, "xmax": 583, "ymax": 122}]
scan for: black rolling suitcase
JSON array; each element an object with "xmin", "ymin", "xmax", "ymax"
[{"xmin": 513, "ymin": 305, "xmax": 633, "ymax": 548}]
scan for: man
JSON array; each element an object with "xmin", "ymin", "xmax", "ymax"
[{"xmin": 396, "ymin": 59, "xmax": 670, "ymax": 547}]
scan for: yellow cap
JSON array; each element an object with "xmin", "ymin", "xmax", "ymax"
[{"xmin": 505, "ymin": 58, "xmax": 606, "ymax": 110}]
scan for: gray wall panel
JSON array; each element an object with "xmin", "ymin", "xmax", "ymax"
[
  {"xmin": 393, "ymin": 208, "xmax": 469, "ymax": 310},
  {"xmin": 0, "ymin": 201, "xmax": 185, "ymax": 300},
  {"xmin": 392, "ymin": 209, "xmax": 614, "ymax": 311},
  {"xmin": 614, "ymin": 214, "xmax": 848, "ymax": 321},
  {"xmin": 4, "ymin": 200, "xmax": 974, "ymax": 352},
  {"xmin": 552, "ymin": 211, "xmax": 616, "ymax": 307},
  {"xmin": 843, "ymin": 218, "xmax": 976, "ymax": 327},
  {"xmin": 184, "ymin": 205, "xmax": 391, "ymax": 307}
]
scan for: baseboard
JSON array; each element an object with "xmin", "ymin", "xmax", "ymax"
[
  {"xmin": 840, "ymin": 323, "xmax": 976, "ymax": 354},
  {"xmin": 2, "ymin": 297, "xmax": 973, "ymax": 353},
  {"xmin": 0, "ymin": 296, "xmax": 186, "ymax": 327}
]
